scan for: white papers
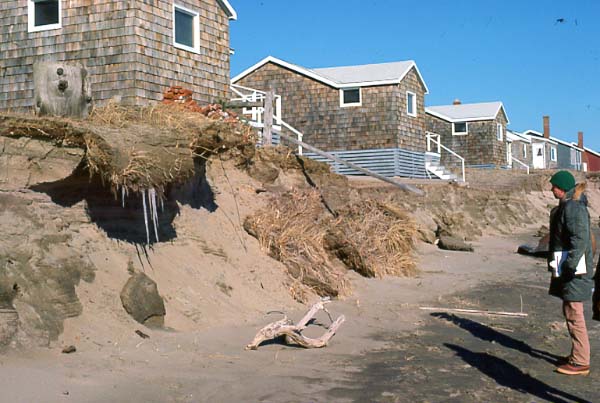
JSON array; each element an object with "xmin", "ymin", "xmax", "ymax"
[{"xmin": 552, "ymin": 251, "xmax": 587, "ymax": 278}]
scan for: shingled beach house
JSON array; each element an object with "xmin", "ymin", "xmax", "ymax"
[
  {"xmin": 230, "ymin": 56, "xmax": 460, "ymax": 179},
  {"xmin": 425, "ymin": 100, "xmax": 510, "ymax": 169},
  {"xmin": 0, "ymin": 0, "xmax": 237, "ymax": 110}
]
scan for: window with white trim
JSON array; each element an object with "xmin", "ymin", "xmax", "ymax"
[
  {"xmin": 173, "ymin": 4, "xmax": 200, "ymax": 53},
  {"xmin": 406, "ymin": 91, "xmax": 417, "ymax": 117},
  {"xmin": 452, "ymin": 121, "xmax": 468, "ymax": 135},
  {"xmin": 340, "ymin": 88, "xmax": 361, "ymax": 107},
  {"xmin": 496, "ymin": 123, "xmax": 503, "ymax": 141},
  {"xmin": 550, "ymin": 146, "xmax": 557, "ymax": 161},
  {"xmin": 28, "ymin": 0, "xmax": 61, "ymax": 32},
  {"xmin": 523, "ymin": 144, "xmax": 527, "ymax": 158}
]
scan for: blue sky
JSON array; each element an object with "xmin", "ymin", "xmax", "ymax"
[{"xmin": 229, "ymin": 0, "xmax": 600, "ymax": 151}]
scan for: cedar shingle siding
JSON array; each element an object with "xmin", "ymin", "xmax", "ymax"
[
  {"xmin": 426, "ymin": 112, "xmax": 509, "ymax": 167},
  {"xmin": 510, "ymin": 140, "xmax": 528, "ymax": 165},
  {"xmin": 0, "ymin": 0, "xmax": 231, "ymax": 110},
  {"xmin": 236, "ymin": 62, "xmax": 427, "ymax": 152}
]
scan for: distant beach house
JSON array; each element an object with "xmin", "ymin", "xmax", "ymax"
[
  {"xmin": 522, "ymin": 129, "xmax": 558, "ymax": 170},
  {"xmin": 232, "ymin": 56, "xmax": 430, "ymax": 153},
  {"xmin": 571, "ymin": 132, "xmax": 600, "ymax": 172},
  {"xmin": 581, "ymin": 146, "xmax": 600, "ymax": 172},
  {"xmin": 0, "ymin": 0, "xmax": 236, "ymax": 110},
  {"xmin": 506, "ymin": 129, "xmax": 531, "ymax": 170},
  {"xmin": 425, "ymin": 100, "xmax": 510, "ymax": 168},
  {"xmin": 551, "ymin": 137, "xmax": 584, "ymax": 171}
]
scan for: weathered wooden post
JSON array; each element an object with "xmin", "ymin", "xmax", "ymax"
[
  {"xmin": 262, "ymin": 89, "xmax": 274, "ymax": 146},
  {"xmin": 33, "ymin": 61, "xmax": 92, "ymax": 118}
]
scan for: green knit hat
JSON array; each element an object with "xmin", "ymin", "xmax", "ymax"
[{"xmin": 550, "ymin": 170, "xmax": 576, "ymax": 191}]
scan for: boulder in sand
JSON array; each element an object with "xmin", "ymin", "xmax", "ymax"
[
  {"xmin": 438, "ymin": 235, "xmax": 474, "ymax": 252},
  {"xmin": 120, "ymin": 273, "xmax": 166, "ymax": 327}
]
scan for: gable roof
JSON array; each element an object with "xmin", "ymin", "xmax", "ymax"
[
  {"xmin": 523, "ymin": 130, "xmax": 558, "ymax": 145},
  {"xmin": 231, "ymin": 56, "xmax": 429, "ymax": 93},
  {"xmin": 550, "ymin": 136, "xmax": 583, "ymax": 152},
  {"xmin": 425, "ymin": 101, "xmax": 509, "ymax": 123},
  {"xmin": 216, "ymin": 0, "xmax": 237, "ymax": 20},
  {"xmin": 581, "ymin": 146, "xmax": 600, "ymax": 158},
  {"xmin": 506, "ymin": 129, "xmax": 531, "ymax": 143}
]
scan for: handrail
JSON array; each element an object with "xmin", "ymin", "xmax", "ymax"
[
  {"xmin": 231, "ymin": 83, "xmax": 268, "ymax": 96},
  {"xmin": 279, "ymin": 120, "xmax": 304, "ymax": 155},
  {"xmin": 273, "ymin": 123, "xmax": 424, "ymax": 195},
  {"xmin": 229, "ymin": 84, "xmax": 282, "ymax": 126},
  {"xmin": 511, "ymin": 156, "xmax": 530, "ymax": 174},
  {"xmin": 426, "ymin": 132, "xmax": 465, "ymax": 182}
]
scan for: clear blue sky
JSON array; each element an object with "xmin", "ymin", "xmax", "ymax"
[{"xmin": 229, "ymin": 0, "xmax": 600, "ymax": 151}]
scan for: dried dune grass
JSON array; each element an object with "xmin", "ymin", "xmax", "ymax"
[
  {"xmin": 245, "ymin": 189, "xmax": 350, "ymax": 300},
  {"xmin": 244, "ymin": 190, "xmax": 419, "ymax": 300},
  {"xmin": 84, "ymin": 103, "xmax": 255, "ymax": 192},
  {"xmin": 335, "ymin": 201, "xmax": 418, "ymax": 277}
]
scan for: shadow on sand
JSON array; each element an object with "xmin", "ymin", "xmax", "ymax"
[
  {"xmin": 445, "ymin": 344, "xmax": 590, "ymax": 403},
  {"xmin": 432, "ymin": 312, "xmax": 562, "ymax": 365}
]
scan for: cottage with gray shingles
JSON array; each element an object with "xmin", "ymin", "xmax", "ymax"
[
  {"xmin": 0, "ymin": 0, "xmax": 236, "ymax": 111},
  {"xmin": 506, "ymin": 128, "xmax": 531, "ymax": 171},
  {"xmin": 232, "ymin": 56, "xmax": 437, "ymax": 178},
  {"xmin": 523, "ymin": 116, "xmax": 583, "ymax": 171},
  {"xmin": 523, "ymin": 116, "xmax": 562, "ymax": 170},
  {"xmin": 523, "ymin": 129, "xmax": 558, "ymax": 170},
  {"xmin": 425, "ymin": 100, "xmax": 510, "ymax": 168}
]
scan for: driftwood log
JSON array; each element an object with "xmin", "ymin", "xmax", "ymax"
[
  {"xmin": 420, "ymin": 307, "xmax": 528, "ymax": 318},
  {"xmin": 246, "ymin": 299, "xmax": 345, "ymax": 350}
]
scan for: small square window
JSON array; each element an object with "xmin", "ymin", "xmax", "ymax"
[
  {"xmin": 496, "ymin": 123, "xmax": 503, "ymax": 141},
  {"xmin": 173, "ymin": 4, "xmax": 200, "ymax": 53},
  {"xmin": 406, "ymin": 91, "xmax": 417, "ymax": 117},
  {"xmin": 28, "ymin": 0, "xmax": 61, "ymax": 32},
  {"xmin": 340, "ymin": 88, "xmax": 361, "ymax": 107},
  {"xmin": 453, "ymin": 122, "xmax": 468, "ymax": 135}
]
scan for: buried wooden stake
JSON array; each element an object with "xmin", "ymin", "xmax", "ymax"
[
  {"xmin": 419, "ymin": 307, "xmax": 528, "ymax": 318},
  {"xmin": 245, "ymin": 298, "xmax": 345, "ymax": 350}
]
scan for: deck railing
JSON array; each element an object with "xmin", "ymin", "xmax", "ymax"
[
  {"xmin": 425, "ymin": 132, "xmax": 465, "ymax": 182},
  {"xmin": 230, "ymin": 83, "xmax": 282, "ymax": 127},
  {"xmin": 511, "ymin": 156, "xmax": 530, "ymax": 174}
]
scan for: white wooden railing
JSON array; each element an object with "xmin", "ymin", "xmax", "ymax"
[
  {"xmin": 511, "ymin": 156, "xmax": 530, "ymax": 174},
  {"xmin": 230, "ymin": 83, "xmax": 282, "ymax": 128},
  {"xmin": 426, "ymin": 132, "xmax": 465, "ymax": 182}
]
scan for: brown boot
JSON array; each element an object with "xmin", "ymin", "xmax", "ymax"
[{"xmin": 556, "ymin": 362, "xmax": 590, "ymax": 376}]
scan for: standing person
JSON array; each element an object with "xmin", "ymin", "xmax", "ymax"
[{"xmin": 548, "ymin": 171, "xmax": 594, "ymax": 376}]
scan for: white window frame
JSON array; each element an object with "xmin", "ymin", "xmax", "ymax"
[
  {"xmin": 406, "ymin": 91, "xmax": 417, "ymax": 117},
  {"xmin": 496, "ymin": 123, "xmax": 503, "ymax": 141},
  {"xmin": 523, "ymin": 144, "xmax": 527, "ymax": 158},
  {"xmin": 550, "ymin": 146, "xmax": 557, "ymax": 161},
  {"xmin": 339, "ymin": 88, "xmax": 362, "ymax": 107},
  {"xmin": 173, "ymin": 3, "xmax": 200, "ymax": 54},
  {"xmin": 452, "ymin": 121, "xmax": 468, "ymax": 136},
  {"xmin": 28, "ymin": 0, "xmax": 62, "ymax": 33}
]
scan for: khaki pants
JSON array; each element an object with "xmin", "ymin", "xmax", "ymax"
[{"xmin": 563, "ymin": 301, "xmax": 590, "ymax": 366}]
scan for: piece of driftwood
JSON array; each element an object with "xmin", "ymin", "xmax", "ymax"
[
  {"xmin": 419, "ymin": 307, "xmax": 528, "ymax": 318},
  {"xmin": 245, "ymin": 299, "xmax": 345, "ymax": 350}
]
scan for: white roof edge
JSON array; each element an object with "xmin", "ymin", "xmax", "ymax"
[
  {"xmin": 232, "ymin": 57, "xmax": 429, "ymax": 92},
  {"xmin": 525, "ymin": 132, "xmax": 558, "ymax": 145},
  {"xmin": 425, "ymin": 108, "xmax": 499, "ymax": 123},
  {"xmin": 216, "ymin": 0, "xmax": 237, "ymax": 20},
  {"xmin": 425, "ymin": 102, "xmax": 509, "ymax": 124},
  {"xmin": 551, "ymin": 136, "xmax": 583, "ymax": 151},
  {"xmin": 499, "ymin": 103, "xmax": 510, "ymax": 124},
  {"xmin": 583, "ymin": 146, "xmax": 600, "ymax": 157},
  {"xmin": 506, "ymin": 130, "xmax": 531, "ymax": 143},
  {"xmin": 232, "ymin": 56, "xmax": 339, "ymax": 87},
  {"xmin": 400, "ymin": 61, "xmax": 429, "ymax": 94}
]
